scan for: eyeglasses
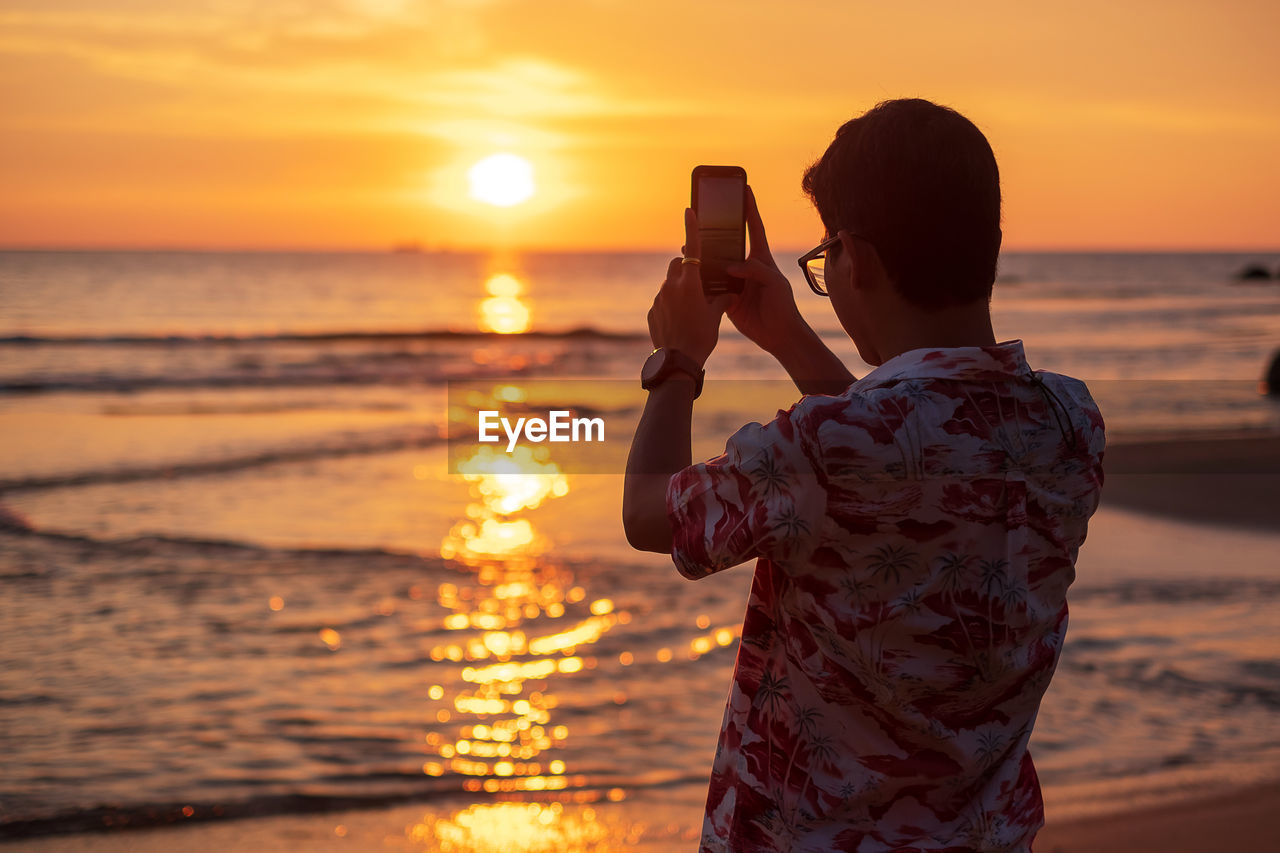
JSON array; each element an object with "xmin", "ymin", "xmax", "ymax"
[{"xmin": 796, "ymin": 231, "xmax": 872, "ymax": 297}]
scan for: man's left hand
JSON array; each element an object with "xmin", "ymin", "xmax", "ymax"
[{"xmin": 647, "ymin": 207, "xmax": 730, "ymax": 366}]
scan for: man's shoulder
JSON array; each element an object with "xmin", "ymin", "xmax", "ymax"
[
  {"xmin": 778, "ymin": 385, "xmax": 917, "ymax": 475},
  {"xmin": 1032, "ymin": 370, "xmax": 1107, "ymax": 456},
  {"xmin": 788, "ymin": 374, "xmax": 953, "ymax": 427},
  {"xmin": 783, "ymin": 367, "xmax": 1106, "ymax": 472},
  {"xmin": 1033, "ymin": 368, "xmax": 1094, "ymax": 398},
  {"xmin": 783, "ymin": 386, "xmax": 880, "ymax": 436}
]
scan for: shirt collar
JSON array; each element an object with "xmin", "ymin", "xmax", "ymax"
[{"xmin": 853, "ymin": 339, "xmax": 1032, "ymax": 389}]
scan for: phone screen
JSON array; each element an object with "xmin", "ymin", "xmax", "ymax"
[
  {"xmin": 697, "ymin": 176, "xmax": 745, "ymax": 230},
  {"xmin": 693, "ymin": 168, "xmax": 746, "ymax": 294}
]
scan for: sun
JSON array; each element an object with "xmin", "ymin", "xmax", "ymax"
[{"xmin": 468, "ymin": 153, "xmax": 536, "ymax": 207}]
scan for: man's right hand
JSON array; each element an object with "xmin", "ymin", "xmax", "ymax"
[
  {"xmin": 721, "ymin": 186, "xmax": 856, "ymax": 396},
  {"xmin": 723, "ymin": 186, "xmax": 811, "ymax": 358}
]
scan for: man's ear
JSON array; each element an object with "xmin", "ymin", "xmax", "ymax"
[
  {"xmin": 836, "ymin": 230, "xmax": 862, "ymax": 292},
  {"xmin": 838, "ymin": 230, "xmax": 886, "ymax": 293}
]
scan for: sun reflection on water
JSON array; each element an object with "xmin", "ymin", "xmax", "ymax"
[
  {"xmin": 479, "ymin": 273, "xmax": 531, "ymax": 334},
  {"xmin": 409, "ymin": 801, "xmax": 644, "ymax": 852},
  {"xmin": 416, "ymin": 384, "xmax": 743, "ymax": 844},
  {"xmin": 426, "ymin": 422, "xmax": 624, "ymax": 797}
]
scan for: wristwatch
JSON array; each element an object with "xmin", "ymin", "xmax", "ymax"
[{"xmin": 641, "ymin": 347, "xmax": 705, "ymax": 398}]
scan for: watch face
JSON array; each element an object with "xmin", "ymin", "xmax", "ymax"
[{"xmin": 641, "ymin": 348, "xmax": 667, "ymax": 385}]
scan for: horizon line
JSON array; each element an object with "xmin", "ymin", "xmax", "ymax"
[{"xmin": 2, "ymin": 243, "xmax": 1280, "ymax": 256}]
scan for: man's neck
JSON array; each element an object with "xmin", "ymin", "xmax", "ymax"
[{"xmin": 871, "ymin": 300, "xmax": 997, "ymax": 365}]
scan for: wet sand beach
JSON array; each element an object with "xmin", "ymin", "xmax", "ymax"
[
  {"xmin": 1101, "ymin": 430, "xmax": 1280, "ymax": 532},
  {"xmin": 4, "ymin": 782, "xmax": 1278, "ymax": 852},
  {"xmin": 1037, "ymin": 782, "xmax": 1280, "ymax": 852}
]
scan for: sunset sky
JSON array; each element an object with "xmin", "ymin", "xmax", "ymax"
[{"xmin": 2, "ymin": 1, "xmax": 1277, "ymax": 252}]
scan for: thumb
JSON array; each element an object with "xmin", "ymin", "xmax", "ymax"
[{"xmin": 725, "ymin": 257, "xmax": 779, "ymax": 282}]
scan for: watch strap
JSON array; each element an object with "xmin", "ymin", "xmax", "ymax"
[
  {"xmin": 642, "ymin": 348, "xmax": 705, "ymax": 398},
  {"xmin": 665, "ymin": 349, "xmax": 705, "ymax": 398}
]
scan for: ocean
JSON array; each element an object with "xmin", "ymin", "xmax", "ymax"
[{"xmin": 1, "ymin": 249, "xmax": 1279, "ymax": 839}]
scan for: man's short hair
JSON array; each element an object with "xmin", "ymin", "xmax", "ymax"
[{"xmin": 801, "ymin": 98, "xmax": 1002, "ymax": 310}]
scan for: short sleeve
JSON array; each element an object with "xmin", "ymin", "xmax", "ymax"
[{"xmin": 665, "ymin": 402, "xmax": 826, "ymax": 580}]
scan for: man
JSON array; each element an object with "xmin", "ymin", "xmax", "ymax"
[{"xmin": 623, "ymin": 98, "xmax": 1105, "ymax": 852}]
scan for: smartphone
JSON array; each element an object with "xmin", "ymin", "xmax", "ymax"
[{"xmin": 691, "ymin": 165, "xmax": 747, "ymax": 295}]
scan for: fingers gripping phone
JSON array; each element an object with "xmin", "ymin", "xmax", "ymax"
[{"xmin": 691, "ymin": 165, "xmax": 747, "ymax": 295}]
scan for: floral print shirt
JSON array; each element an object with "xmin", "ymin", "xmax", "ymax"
[{"xmin": 666, "ymin": 340, "xmax": 1105, "ymax": 852}]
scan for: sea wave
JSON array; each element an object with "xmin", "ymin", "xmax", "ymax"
[
  {"xmin": 1070, "ymin": 577, "xmax": 1280, "ymax": 605},
  {"xmin": 0, "ymin": 361, "xmax": 555, "ymax": 395},
  {"xmin": 0, "ymin": 427, "xmax": 444, "ymax": 493},
  {"xmin": 0, "ymin": 772, "xmax": 710, "ymax": 840},
  {"xmin": 0, "ymin": 326, "xmax": 645, "ymax": 394},
  {"xmin": 0, "ymin": 525, "xmax": 453, "ymax": 582},
  {"xmin": 0, "ymin": 326, "xmax": 646, "ymax": 347}
]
